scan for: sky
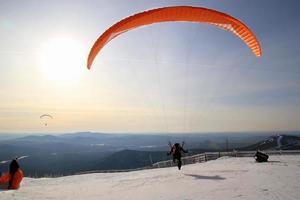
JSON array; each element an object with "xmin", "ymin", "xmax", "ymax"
[{"xmin": 0, "ymin": 0, "xmax": 300, "ymax": 133}]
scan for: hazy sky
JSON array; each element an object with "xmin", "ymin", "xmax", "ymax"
[{"xmin": 1, "ymin": 0, "xmax": 300, "ymax": 133}]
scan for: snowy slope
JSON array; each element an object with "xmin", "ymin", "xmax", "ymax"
[
  {"xmin": 241, "ymin": 135, "xmax": 300, "ymax": 150},
  {"xmin": 1, "ymin": 155, "xmax": 300, "ymax": 200}
]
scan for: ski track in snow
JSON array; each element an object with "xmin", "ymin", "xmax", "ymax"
[{"xmin": 0, "ymin": 155, "xmax": 300, "ymax": 200}]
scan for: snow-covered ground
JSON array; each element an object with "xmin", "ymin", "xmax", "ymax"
[{"xmin": 1, "ymin": 155, "xmax": 300, "ymax": 200}]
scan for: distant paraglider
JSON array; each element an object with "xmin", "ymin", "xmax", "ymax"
[
  {"xmin": 40, "ymin": 114, "xmax": 53, "ymax": 126},
  {"xmin": 87, "ymin": 6, "xmax": 262, "ymax": 69}
]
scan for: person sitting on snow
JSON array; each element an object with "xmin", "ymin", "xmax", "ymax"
[{"xmin": 0, "ymin": 159, "xmax": 24, "ymax": 189}]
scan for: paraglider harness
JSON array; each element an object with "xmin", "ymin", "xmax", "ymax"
[{"xmin": 170, "ymin": 143, "xmax": 182, "ymax": 157}]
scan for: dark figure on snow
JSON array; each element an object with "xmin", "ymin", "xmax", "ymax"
[
  {"xmin": 167, "ymin": 143, "xmax": 188, "ymax": 170},
  {"xmin": 255, "ymin": 150, "xmax": 269, "ymax": 162}
]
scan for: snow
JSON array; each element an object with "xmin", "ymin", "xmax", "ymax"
[{"xmin": 1, "ymin": 155, "xmax": 300, "ymax": 200}]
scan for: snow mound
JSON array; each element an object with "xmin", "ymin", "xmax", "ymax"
[{"xmin": 1, "ymin": 155, "xmax": 300, "ymax": 200}]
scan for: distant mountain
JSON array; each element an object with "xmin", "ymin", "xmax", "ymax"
[
  {"xmin": 3, "ymin": 131, "xmax": 298, "ymax": 152},
  {"xmin": 1, "ymin": 132, "xmax": 300, "ymax": 177},
  {"xmin": 239, "ymin": 135, "xmax": 300, "ymax": 151},
  {"xmin": 95, "ymin": 150, "xmax": 168, "ymax": 170},
  {"xmin": 0, "ymin": 133, "xmax": 29, "ymax": 140}
]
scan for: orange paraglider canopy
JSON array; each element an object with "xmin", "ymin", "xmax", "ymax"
[{"xmin": 87, "ymin": 6, "xmax": 262, "ymax": 69}]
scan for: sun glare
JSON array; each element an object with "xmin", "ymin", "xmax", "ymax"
[{"xmin": 40, "ymin": 38, "xmax": 85, "ymax": 83}]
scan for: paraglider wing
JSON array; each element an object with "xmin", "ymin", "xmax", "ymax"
[
  {"xmin": 40, "ymin": 114, "xmax": 53, "ymax": 126},
  {"xmin": 87, "ymin": 6, "xmax": 262, "ymax": 69},
  {"xmin": 40, "ymin": 114, "xmax": 53, "ymax": 119}
]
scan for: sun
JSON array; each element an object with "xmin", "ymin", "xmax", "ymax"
[{"xmin": 39, "ymin": 38, "xmax": 85, "ymax": 83}]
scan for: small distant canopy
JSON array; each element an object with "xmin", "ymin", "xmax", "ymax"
[
  {"xmin": 40, "ymin": 114, "xmax": 53, "ymax": 119},
  {"xmin": 40, "ymin": 114, "xmax": 53, "ymax": 126}
]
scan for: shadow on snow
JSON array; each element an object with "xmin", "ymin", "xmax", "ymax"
[{"xmin": 184, "ymin": 174, "xmax": 226, "ymax": 180}]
